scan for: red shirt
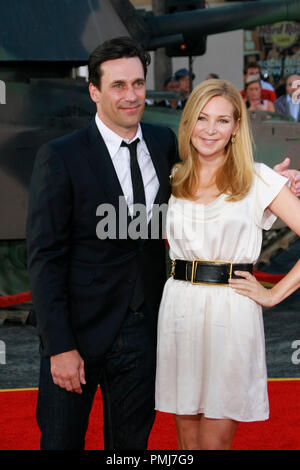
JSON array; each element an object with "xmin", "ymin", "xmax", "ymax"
[{"xmin": 241, "ymin": 88, "xmax": 277, "ymax": 102}]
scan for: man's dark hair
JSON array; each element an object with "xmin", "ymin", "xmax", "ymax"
[
  {"xmin": 88, "ymin": 36, "xmax": 151, "ymax": 89},
  {"xmin": 244, "ymin": 62, "xmax": 261, "ymax": 75}
]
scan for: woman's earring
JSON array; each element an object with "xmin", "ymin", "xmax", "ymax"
[{"xmin": 231, "ymin": 135, "xmax": 236, "ymax": 144}]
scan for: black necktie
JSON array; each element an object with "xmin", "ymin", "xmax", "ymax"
[
  {"xmin": 121, "ymin": 139, "xmax": 146, "ymax": 209},
  {"xmin": 121, "ymin": 138, "xmax": 145, "ymax": 311}
]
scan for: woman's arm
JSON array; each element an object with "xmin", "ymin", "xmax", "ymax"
[
  {"xmin": 229, "ymin": 184, "xmax": 300, "ymax": 307},
  {"xmin": 267, "ymin": 100, "xmax": 275, "ymax": 112}
]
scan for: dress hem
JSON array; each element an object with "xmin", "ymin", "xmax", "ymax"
[{"xmin": 155, "ymin": 407, "xmax": 269, "ymax": 423}]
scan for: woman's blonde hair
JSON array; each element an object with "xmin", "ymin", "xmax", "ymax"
[{"xmin": 172, "ymin": 79, "xmax": 254, "ymax": 202}]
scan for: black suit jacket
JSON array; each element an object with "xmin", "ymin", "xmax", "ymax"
[{"xmin": 26, "ymin": 119, "xmax": 178, "ymax": 360}]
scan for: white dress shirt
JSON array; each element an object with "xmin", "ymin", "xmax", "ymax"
[{"xmin": 95, "ymin": 114, "xmax": 159, "ymax": 223}]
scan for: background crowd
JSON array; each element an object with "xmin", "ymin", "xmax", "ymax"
[{"xmin": 154, "ymin": 63, "xmax": 300, "ymax": 123}]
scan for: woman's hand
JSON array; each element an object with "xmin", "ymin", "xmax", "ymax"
[{"xmin": 228, "ymin": 271, "xmax": 276, "ymax": 307}]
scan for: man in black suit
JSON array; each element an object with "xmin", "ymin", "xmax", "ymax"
[{"xmin": 26, "ymin": 36, "xmax": 178, "ymax": 450}]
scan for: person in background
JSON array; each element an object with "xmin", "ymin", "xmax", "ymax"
[
  {"xmin": 157, "ymin": 76, "xmax": 183, "ymax": 110},
  {"xmin": 241, "ymin": 62, "xmax": 277, "ymax": 102},
  {"xmin": 274, "ymin": 74, "xmax": 300, "ymax": 122},
  {"xmin": 174, "ymin": 68, "xmax": 195, "ymax": 107},
  {"xmin": 205, "ymin": 73, "xmax": 219, "ymax": 80},
  {"xmin": 244, "ymin": 76, "xmax": 275, "ymax": 112}
]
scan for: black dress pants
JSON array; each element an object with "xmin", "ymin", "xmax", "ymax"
[{"xmin": 36, "ymin": 307, "xmax": 157, "ymax": 450}]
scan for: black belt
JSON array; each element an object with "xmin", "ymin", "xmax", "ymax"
[{"xmin": 171, "ymin": 259, "xmax": 253, "ymax": 285}]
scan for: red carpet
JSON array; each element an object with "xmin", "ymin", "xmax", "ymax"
[{"xmin": 1, "ymin": 379, "xmax": 300, "ymax": 450}]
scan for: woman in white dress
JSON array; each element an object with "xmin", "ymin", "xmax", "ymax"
[{"xmin": 155, "ymin": 79, "xmax": 300, "ymax": 450}]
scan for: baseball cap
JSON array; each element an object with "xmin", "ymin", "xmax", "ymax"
[{"xmin": 174, "ymin": 68, "xmax": 195, "ymax": 80}]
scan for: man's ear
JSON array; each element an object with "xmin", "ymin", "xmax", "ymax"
[{"xmin": 89, "ymin": 82, "xmax": 101, "ymax": 104}]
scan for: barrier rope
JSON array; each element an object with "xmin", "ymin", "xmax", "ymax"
[
  {"xmin": 254, "ymin": 270, "xmax": 285, "ymax": 284},
  {"xmin": 0, "ymin": 291, "xmax": 32, "ymax": 308}
]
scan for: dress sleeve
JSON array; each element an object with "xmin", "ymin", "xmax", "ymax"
[{"xmin": 254, "ymin": 162, "xmax": 288, "ymax": 230}]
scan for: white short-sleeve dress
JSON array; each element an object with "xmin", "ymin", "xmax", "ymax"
[{"xmin": 155, "ymin": 163, "xmax": 287, "ymax": 422}]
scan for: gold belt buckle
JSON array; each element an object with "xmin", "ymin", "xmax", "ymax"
[
  {"xmin": 191, "ymin": 259, "xmax": 233, "ymax": 285},
  {"xmin": 170, "ymin": 260, "xmax": 176, "ymax": 277}
]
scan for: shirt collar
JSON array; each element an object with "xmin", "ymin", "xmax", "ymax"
[
  {"xmin": 286, "ymin": 94, "xmax": 299, "ymax": 105},
  {"xmin": 95, "ymin": 113, "xmax": 148, "ymax": 159}
]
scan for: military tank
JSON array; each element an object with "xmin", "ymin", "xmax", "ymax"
[{"xmin": 0, "ymin": 0, "xmax": 299, "ymax": 322}]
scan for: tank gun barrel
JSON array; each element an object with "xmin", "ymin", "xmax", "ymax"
[{"xmin": 146, "ymin": 0, "xmax": 300, "ymax": 49}]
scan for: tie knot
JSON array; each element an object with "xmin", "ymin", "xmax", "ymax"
[{"xmin": 121, "ymin": 138, "xmax": 140, "ymax": 151}]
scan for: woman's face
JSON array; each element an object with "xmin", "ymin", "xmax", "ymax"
[
  {"xmin": 246, "ymin": 82, "xmax": 261, "ymax": 102},
  {"xmin": 191, "ymin": 95, "xmax": 238, "ymax": 162}
]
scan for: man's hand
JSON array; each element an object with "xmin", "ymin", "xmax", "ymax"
[
  {"xmin": 50, "ymin": 349, "xmax": 86, "ymax": 394},
  {"xmin": 273, "ymin": 157, "xmax": 300, "ymax": 197}
]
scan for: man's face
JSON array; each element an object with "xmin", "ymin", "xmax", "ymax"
[
  {"xmin": 178, "ymin": 75, "xmax": 190, "ymax": 96},
  {"xmin": 286, "ymin": 75, "xmax": 300, "ymax": 98},
  {"xmin": 89, "ymin": 57, "xmax": 146, "ymax": 139},
  {"xmin": 246, "ymin": 82, "xmax": 262, "ymax": 101},
  {"xmin": 245, "ymin": 67, "xmax": 260, "ymax": 78},
  {"xmin": 165, "ymin": 79, "xmax": 180, "ymax": 93}
]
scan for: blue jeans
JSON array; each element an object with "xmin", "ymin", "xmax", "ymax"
[{"xmin": 36, "ymin": 308, "xmax": 157, "ymax": 450}]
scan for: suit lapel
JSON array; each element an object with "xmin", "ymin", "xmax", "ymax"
[
  {"xmin": 285, "ymin": 96, "xmax": 289, "ymax": 116},
  {"xmin": 84, "ymin": 119, "xmax": 125, "ymax": 211}
]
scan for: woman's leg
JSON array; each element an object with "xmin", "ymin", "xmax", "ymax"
[
  {"xmin": 174, "ymin": 413, "xmax": 238, "ymax": 450},
  {"xmin": 198, "ymin": 416, "xmax": 238, "ymax": 450},
  {"xmin": 174, "ymin": 414, "xmax": 201, "ymax": 450}
]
